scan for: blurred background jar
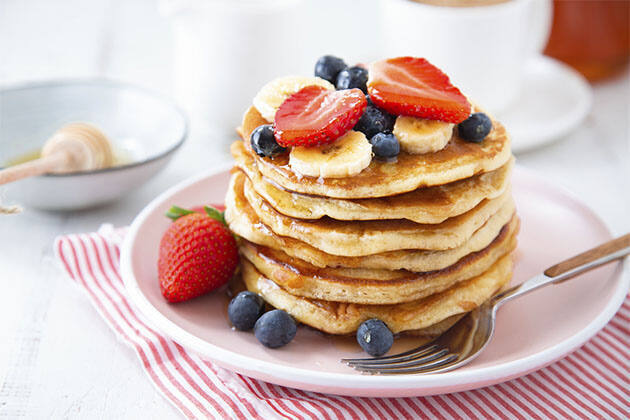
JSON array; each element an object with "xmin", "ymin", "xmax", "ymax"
[{"xmin": 544, "ymin": 0, "xmax": 630, "ymax": 82}]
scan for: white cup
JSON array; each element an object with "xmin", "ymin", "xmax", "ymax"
[
  {"xmin": 380, "ymin": 0, "xmax": 552, "ymax": 113},
  {"xmin": 161, "ymin": 0, "xmax": 306, "ymax": 138}
]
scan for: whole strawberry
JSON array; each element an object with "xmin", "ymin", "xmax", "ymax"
[{"xmin": 158, "ymin": 205, "xmax": 238, "ymax": 303}]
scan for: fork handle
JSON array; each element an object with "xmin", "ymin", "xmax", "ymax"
[
  {"xmin": 544, "ymin": 233, "xmax": 630, "ymax": 281},
  {"xmin": 494, "ymin": 233, "xmax": 630, "ymax": 306}
]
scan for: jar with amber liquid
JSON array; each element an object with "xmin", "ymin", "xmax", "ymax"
[{"xmin": 544, "ymin": 0, "xmax": 630, "ymax": 81}]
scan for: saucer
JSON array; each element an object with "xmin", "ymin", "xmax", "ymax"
[{"xmin": 497, "ymin": 55, "xmax": 592, "ymax": 153}]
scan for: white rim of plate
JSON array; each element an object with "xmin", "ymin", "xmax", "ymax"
[{"xmin": 121, "ymin": 164, "xmax": 628, "ymax": 393}]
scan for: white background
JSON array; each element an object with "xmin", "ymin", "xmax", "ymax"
[{"xmin": 0, "ymin": 0, "xmax": 628, "ymax": 418}]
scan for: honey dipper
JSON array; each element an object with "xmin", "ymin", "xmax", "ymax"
[{"xmin": 0, "ymin": 123, "xmax": 114, "ymax": 185}]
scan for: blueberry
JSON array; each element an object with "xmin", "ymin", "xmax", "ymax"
[
  {"xmin": 458, "ymin": 113, "xmax": 492, "ymax": 143},
  {"xmin": 315, "ymin": 55, "xmax": 347, "ymax": 85},
  {"xmin": 228, "ymin": 291, "xmax": 265, "ymax": 331},
  {"xmin": 357, "ymin": 319, "xmax": 393, "ymax": 357},
  {"xmin": 354, "ymin": 105, "xmax": 395, "ymax": 139},
  {"xmin": 254, "ymin": 309, "xmax": 297, "ymax": 348},
  {"xmin": 250, "ymin": 124, "xmax": 286, "ymax": 157},
  {"xmin": 369, "ymin": 132, "xmax": 400, "ymax": 159},
  {"xmin": 336, "ymin": 66, "xmax": 368, "ymax": 93}
]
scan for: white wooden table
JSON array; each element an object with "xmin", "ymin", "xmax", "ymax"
[{"xmin": 1, "ymin": 1, "xmax": 628, "ymax": 418}]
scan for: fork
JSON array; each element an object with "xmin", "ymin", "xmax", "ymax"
[{"xmin": 342, "ymin": 233, "xmax": 630, "ymax": 374}]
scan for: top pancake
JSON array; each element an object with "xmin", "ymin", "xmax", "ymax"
[
  {"xmin": 239, "ymin": 106, "xmax": 512, "ymax": 199},
  {"xmin": 233, "ymin": 140, "xmax": 513, "ymax": 223}
]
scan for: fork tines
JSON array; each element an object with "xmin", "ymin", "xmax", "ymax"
[{"xmin": 341, "ymin": 343, "xmax": 459, "ymax": 374}]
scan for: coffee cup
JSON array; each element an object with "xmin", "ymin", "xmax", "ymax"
[
  {"xmin": 161, "ymin": 0, "xmax": 306, "ymax": 138},
  {"xmin": 380, "ymin": 0, "xmax": 552, "ymax": 112}
]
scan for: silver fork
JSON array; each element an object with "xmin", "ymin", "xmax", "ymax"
[{"xmin": 342, "ymin": 233, "xmax": 630, "ymax": 374}]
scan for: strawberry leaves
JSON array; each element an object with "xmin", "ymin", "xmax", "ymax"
[
  {"xmin": 203, "ymin": 206, "xmax": 226, "ymax": 226},
  {"xmin": 166, "ymin": 205, "xmax": 227, "ymax": 227},
  {"xmin": 165, "ymin": 206, "xmax": 196, "ymax": 221}
]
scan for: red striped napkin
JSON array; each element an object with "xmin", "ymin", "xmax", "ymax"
[{"xmin": 55, "ymin": 226, "xmax": 629, "ymax": 420}]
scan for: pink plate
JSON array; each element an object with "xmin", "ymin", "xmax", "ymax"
[{"xmin": 121, "ymin": 165, "xmax": 628, "ymax": 397}]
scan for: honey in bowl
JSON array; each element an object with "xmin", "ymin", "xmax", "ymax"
[
  {"xmin": 4, "ymin": 143, "xmax": 133, "ymax": 170},
  {"xmin": 5, "ymin": 150, "xmax": 41, "ymax": 166}
]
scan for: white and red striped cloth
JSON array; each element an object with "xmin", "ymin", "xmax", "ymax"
[{"xmin": 55, "ymin": 226, "xmax": 629, "ymax": 420}]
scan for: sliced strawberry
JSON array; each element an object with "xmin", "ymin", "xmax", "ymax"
[
  {"xmin": 274, "ymin": 86, "xmax": 367, "ymax": 148},
  {"xmin": 367, "ymin": 57, "xmax": 471, "ymax": 124}
]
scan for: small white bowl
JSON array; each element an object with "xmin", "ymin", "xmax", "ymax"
[{"xmin": 0, "ymin": 80, "xmax": 187, "ymax": 210}]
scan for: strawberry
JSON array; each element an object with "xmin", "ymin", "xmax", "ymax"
[
  {"xmin": 158, "ymin": 205, "xmax": 238, "ymax": 303},
  {"xmin": 274, "ymin": 85, "xmax": 367, "ymax": 148},
  {"xmin": 367, "ymin": 57, "xmax": 471, "ymax": 124}
]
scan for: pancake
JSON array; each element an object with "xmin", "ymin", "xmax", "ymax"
[
  {"xmin": 238, "ymin": 106, "xmax": 512, "ymax": 198},
  {"xmin": 225, "ymin": 173, "xmax": 517, "ymax": 271},
  {"xmin": 240, "ymin": 215, "xmax": 518, "ymax": 304},
  {"xmin": 241, "ymin": 253, "xmax": 513, "ymax": 334},
  {"xmin": 233, "ymin": 140, "xmax": 513, "ymax": 224},
  {"xmin": 237, "ymin": 171, "xmax": 515, "ymax": 255},
  {"xmin": 229, "ymin": 272, "xmax": 465, "ymax": 340},
  {"xmin": 404, "ymin": 314, "xmax": 465, "ymax": 339}
]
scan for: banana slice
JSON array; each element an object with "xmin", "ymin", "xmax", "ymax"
[
  {"xmin": 289, "ymin": 131, "xmax": 373, "ymax": 179},
  {"xmin": 393, "ymin": 116, "xmax": 454, "ymax": 154},
  {"xmin": 253, "ymin": 76, "xmax": 335, "ymax": 122}
]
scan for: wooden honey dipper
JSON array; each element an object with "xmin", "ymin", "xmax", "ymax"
[{"xmin": 0, "ymin": 123, "xmax": 114, "ymax": 185}]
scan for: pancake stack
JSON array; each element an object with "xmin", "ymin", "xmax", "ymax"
[{"xmin": 225, "ymin": 102, "xmax": 518, "ymax": 342}]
